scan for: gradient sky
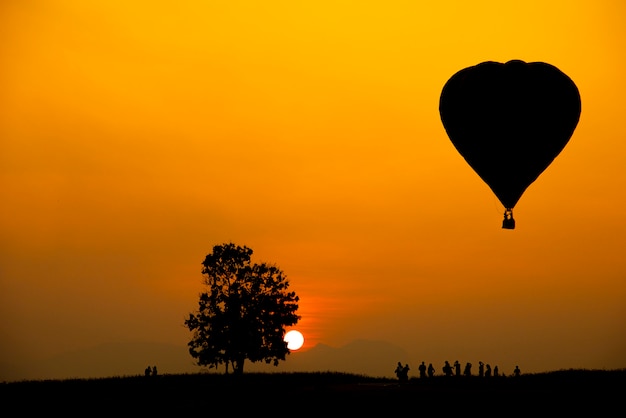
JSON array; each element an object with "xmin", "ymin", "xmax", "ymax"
[{"xmin": 2, "ymin": 0, "xmax": 625, "ymax": 381}]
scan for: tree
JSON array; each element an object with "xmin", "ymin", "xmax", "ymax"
[{"xmin": 184, "ymin": 243, "xmax": 300, "ymax": 375}]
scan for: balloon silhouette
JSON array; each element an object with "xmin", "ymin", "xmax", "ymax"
[{"xmin": 439, "ymin": 60, "xmax": 581, "ymax": 229}]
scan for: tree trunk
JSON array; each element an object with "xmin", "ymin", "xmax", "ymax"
[{"xmin": 234, "ymin": 357, "xmax": 245, "ymax": 375}]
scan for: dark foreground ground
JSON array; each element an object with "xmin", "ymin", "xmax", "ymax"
[{"xmin": 2, "ymin": 369, "xmax": 625, "ymax": 415}]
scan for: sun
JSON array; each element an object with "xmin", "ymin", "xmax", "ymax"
[{"xmin": 284, "ymin": 330, "xmax": 305, "ymax": 350}]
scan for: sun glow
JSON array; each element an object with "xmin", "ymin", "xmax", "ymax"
[{"xmin": 284, "ymin": 330, "xmax": 305, "ymax": 351}]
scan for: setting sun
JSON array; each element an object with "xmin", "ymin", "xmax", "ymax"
[{"xmin": 284, "ymin": 330, "xmax": 305, "ymax": 351}]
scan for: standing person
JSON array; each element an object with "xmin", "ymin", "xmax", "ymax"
[
  {"xmin": 427, "ymin": 363, "xmax": 435, "ymax": 378},
  {"xmin": 514, "ymin": 365, "xmax": 521, "ymax": 377},
  {"xmin": 402, "ymin": 363, "xmax": 410, "ymax": 382},
  {"xmin": 494, "ymin": 365, "xmax": 499, "ymax": 377},
  {"xmin": 454, "ymin": 360, "xmax": 461, "ymax": 377},
  {"xmin": 478, "ymin": 361, "xmax": 485, "ymax": 377},
  {"xmin": 442, "ymin": 361, "xmax": 453, "ymax": 376},
  {"xmin": 144, "ymin": 366, "xmax": 151, "ymax": 377},
  {"xmin": 485, "ymin": 364, "xmax": 492, "ymax": 377},
  {"xmin": 463, "ymin": 362, "xmax": 472, "ymax": 377},
  {"xmin": 395, "ymin": 362, "xmax": 404, "ymax": 381},
  {"xmin": 418, "ymin": 361, "xmax": 427, "ymax": 378},
  {"xmin": 152, "ymin": 365, "xmax": 158, "ymax": 377}
]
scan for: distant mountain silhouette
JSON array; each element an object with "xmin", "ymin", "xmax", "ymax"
[
  {"xmin": 248, "ymin": 339, "xmax": 413, "ymax": 378},
  {"xmin": 1, "ymin": 339, "xmax": 411, "ymax": 382}
]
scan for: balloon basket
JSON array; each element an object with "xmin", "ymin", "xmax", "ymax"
[{"xmin": 502, "ymin": 209, "xmax": 515, "ymax": 229}]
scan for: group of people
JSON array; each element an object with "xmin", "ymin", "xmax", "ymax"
[
  {"xmin": 394, "ymin": 362, "xmax": 410, "ymax": 382},
  {"xmin": 395, "ymin": 360, "xmax": 521, "ymax": 381},
  {"xmin": 144, "ymin": 365, "xmax": 158, "ymax": 377}
]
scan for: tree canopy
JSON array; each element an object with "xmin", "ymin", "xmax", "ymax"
[{"xmin": 184, "ymin": 243, "xmax": 300, "ymax": 374}]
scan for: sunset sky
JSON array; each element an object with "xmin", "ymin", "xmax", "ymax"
[{"xmin": 2, "ymin": 1, "xmax": 625, "ymax": 381}]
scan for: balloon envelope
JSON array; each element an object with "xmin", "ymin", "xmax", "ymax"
[{"xmin": 439, "ymin": 60, "xmax": 581, "ymax": 226}]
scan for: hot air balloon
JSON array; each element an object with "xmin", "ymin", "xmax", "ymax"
[{"xmin": 439, "ymin": 60, "xmax": 581, "ymax": 229}]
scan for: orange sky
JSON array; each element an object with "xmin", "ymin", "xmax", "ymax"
[{"xmin": 1, "ymin": 0, "xmax": 625, "ymax": 381}]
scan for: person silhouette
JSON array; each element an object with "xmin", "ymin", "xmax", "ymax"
[
  {"xmin": 144, "ymin": 366, "xmax": 151, "ymax": 377},
  {"xmin": 151, "ymin": 365, "xmax": 158, "ymax": 377},
  {"xmin": 454, "ymin": 360, "xmax": 461, "ymax": 376},
  {"xmin": 485, "ymin": 364, "xmax": 492, "ymax": 377},
  {"xmin": 418, "ymin": 361, "xmax": 427, "ymax": 378},
  {"xmin": 463, "ymin": 362, "xmax": 472, "ymax": 377},
  {"xmin": 395, "ymin": 362, "xmax": 404, "ymax": 380},
  {"xmin": 514, "ymin": 365, "xmax": 521, "ymax": 377},
  {"xmin": 478, "ymin": 361, "xmax": 485, "ymax": 377},
  {"xmin": 494, "ymin": 365, "xmax": 499, "ymax": 377},
  {"xmin": 427, "ymin": 363, "xmax": 435, "ymax": 378},
  {"xmin": 402, "ymin": 364, "xmax": 410, "ymax": 382},
  {"xmin": 442, "ymin": 361, "xmax": 453, "ymax": 376}
]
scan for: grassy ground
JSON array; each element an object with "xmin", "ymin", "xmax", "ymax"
[{"xmin": 2, "ymin": 369, "xmax": 625, "ymax": 415}]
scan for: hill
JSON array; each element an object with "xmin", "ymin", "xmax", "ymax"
[{"xmin": 2, "ymin": 369, "xmax": 625, "ymax": 415}]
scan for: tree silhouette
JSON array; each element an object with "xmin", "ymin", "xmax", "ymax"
[{"xmin": 184, "ymin": 243, "xmax": 300, "ymax": 375}]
